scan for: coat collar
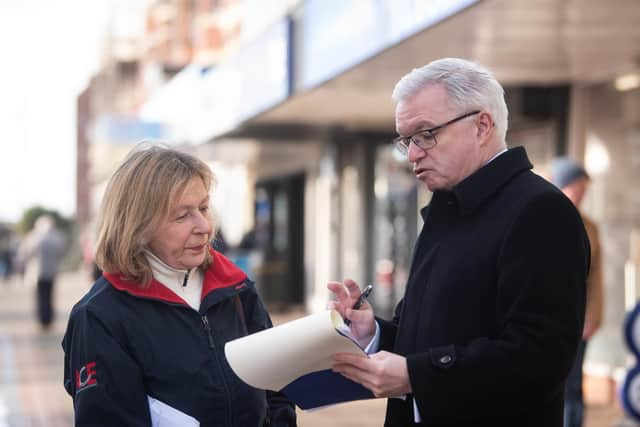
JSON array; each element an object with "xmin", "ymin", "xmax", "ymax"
[
  {"xmin": 104, "ymin": 248, "xmax": 248, "ymax": 305},
  {"xmin": 453, "ymin": 146, "xmax": 532, "ymax": 216},
  {"xmin": 425, "ymin": 146, "xmax": 532, "ymax": 218}
]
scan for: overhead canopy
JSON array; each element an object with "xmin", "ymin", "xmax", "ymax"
[{"xmin": 250, "ymin": 0, "xmax": 640, "ymax": 132}]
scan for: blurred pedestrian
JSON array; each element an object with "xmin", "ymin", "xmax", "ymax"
[
  {"xmin": 0, "ymin": 223, "xmax": 13, "ymax": 281},
  {"xmin": 329, "ymin": 58, "xmax": 590, "ymax": 426},
  {"xmin": 551, "ymin": 157, "xmax": 604, "ymax": 427},
  {"xmin": 17, "ymin": 214, "xmax": 66, "ymax": 328},
  {"xmin": 80, "ymin": 223, "xmax": 102, "ymax": 282},
  {"xmin": 62, "ymin": 143, "xmax": 296, "ymax": 426}
]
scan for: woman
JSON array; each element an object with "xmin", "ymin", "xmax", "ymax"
[{"xmin": 62, "ymin": 144, "xmax": 296, "ymax": 426}]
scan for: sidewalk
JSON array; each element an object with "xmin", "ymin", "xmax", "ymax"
[{"xmin": 0, "ymin": 270, "xmax": 626, "ymax": 426}]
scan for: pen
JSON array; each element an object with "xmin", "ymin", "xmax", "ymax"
[{"xmin": 344, "ymin": 284, "xmax": 374, "ymax": 326}]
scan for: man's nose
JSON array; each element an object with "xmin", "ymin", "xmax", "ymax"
[{"xmin": 407, "ymin": 141, "xmax": 426, "ymax": 163}]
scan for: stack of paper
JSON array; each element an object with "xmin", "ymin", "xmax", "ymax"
[{"xmin": 224, "ymin": 310, "xmax": 375, "ymax": 409}]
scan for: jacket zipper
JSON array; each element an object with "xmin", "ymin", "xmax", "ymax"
[
  {"xmin": 201, "ymin": 315, "xmax": 215, "ymax": 349},
  {"xmin": 202, "ymin": 314, "xmax": 233, "ymax": 425}
]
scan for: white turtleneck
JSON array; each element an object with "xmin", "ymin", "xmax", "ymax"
[{"xmin": 144, "ymin": 250, "xmax": 204, "ymax": 311}]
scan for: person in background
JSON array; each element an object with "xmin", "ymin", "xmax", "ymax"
[
  {"xmin": 18, "ymin": 214, "xmax": 66, "ymax": 328},
  {"xmin": 551, "ymin": 157, "xmax": 604, "ymax": 427},
  {"xmin": 62, "ymin": 143, "xmax": 296, "ymax": 426},
  {"xmin": 0, "ymin": 223, "xmax": 13, "ymax": 282},
  {"xmin": 80, "ymin": 223, "xmax": 102, "ymax": 282},
  {"xmin": 328, "ymin": 58, "xmax": 590, "ymax": 426}
]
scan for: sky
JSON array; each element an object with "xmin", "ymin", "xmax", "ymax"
[{"xmin": 0, "ymin": 0, "xmax": 147, "ymax": 223}]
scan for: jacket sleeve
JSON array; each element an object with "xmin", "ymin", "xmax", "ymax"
[
  {"xmin": 409, "ymin": 192, "xmax": 589, "ymax": 423},
  {"xmin": 242, "ymin": 287, "xmax": 297, "ymax": 427},
  {"xmin": 62, "ymin": 306, "xmax": 150, "ymax": 426},
  {"xmin": 377, "ymin": 298, "xmax": 404, "ymax": 351}
]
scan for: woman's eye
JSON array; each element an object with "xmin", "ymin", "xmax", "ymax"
[
  {"xmin": 176, "ymin": 213, "xmax": 189, "ymax": 221},
  {"xmin": 199, "ymin": 206, "xmax": 209, "ymax": 213}
]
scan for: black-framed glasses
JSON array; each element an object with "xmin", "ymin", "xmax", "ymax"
[{"xmin": 393, "ymin": 110, "xmax": 481, "ymax": 156}]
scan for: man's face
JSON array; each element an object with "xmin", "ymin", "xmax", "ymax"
[{"xmin": 395, "ymin": 84, "xmax": 483, "ymax": 191}]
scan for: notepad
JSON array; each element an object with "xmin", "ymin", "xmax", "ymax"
[{"xmin": 224, "ymin": 310, "xmax": 375, "ymax": 409}]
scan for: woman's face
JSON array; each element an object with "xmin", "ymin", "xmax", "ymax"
[{"xmin": 148, "ymin": 177, "xmax": 213, "ymax": 270}]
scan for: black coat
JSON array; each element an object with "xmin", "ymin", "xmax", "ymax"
[{"xmin": 379, "ymin": 147, "xmax": 589, "ymax": 427}]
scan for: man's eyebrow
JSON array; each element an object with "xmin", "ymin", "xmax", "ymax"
[{"xmin": 400, "ymin": 120, "xmax": 435, "ymax": 136}]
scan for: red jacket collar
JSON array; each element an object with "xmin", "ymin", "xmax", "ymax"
[{"xmin": 104, "ymin": 248, "xmax": 248, "ymax": 305}]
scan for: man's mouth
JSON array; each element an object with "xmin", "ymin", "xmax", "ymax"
[{"xmin": 414, "ymin": 167, "xmax": 428, "ymax": 177}]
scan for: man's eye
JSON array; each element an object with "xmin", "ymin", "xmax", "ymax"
[
  {"xmin": 413, "ymin": 132, "xmax": 435, "ymax": 145},
  {"xmin": 199, "ymin": 206, "xmax": 209, "ymax": 213},
  {"xmin": 419, "ymin": 131, "xmax": 436, "ymax": 141}
]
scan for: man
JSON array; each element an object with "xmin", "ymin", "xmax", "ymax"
[
  {"xmin": 550, "ymin": 157, "xmax": 604, "ymax": 427},
  {"xmin": 329, "ymin": 58, "xmax": 590, "ymax": 426},
  {"xmin": 18, "ymin": 215, "xmax": 66, "ymax": 328}
]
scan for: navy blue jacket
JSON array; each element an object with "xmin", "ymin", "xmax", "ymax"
[
  {"xmin": 63, "ymin": 249, "xmax": 296, "ymax": 426},
  {"xmin": 379, "ymin": 147, "xmax": 589, "ymax": 426}
]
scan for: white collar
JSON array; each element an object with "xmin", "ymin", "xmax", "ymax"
[
  {"xmin": 144, "ymin": 250, "xmax": 204, "ymax": 310},
  {"xmin": 485, "ymin": 147, "xmax": 508, "ymax": 165}
]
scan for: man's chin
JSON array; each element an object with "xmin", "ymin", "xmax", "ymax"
[{"xmin": 422, "ymin": 178, "xmax": 440, "ymax": 192}]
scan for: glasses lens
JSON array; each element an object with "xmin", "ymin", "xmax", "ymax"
[
  {"xmin": 394, "ymin": 139, "xmax": 409, "ymax": 155},
  {"xmin": 413, "ymin": 131, "xmax": 437, "ymax": 150}
]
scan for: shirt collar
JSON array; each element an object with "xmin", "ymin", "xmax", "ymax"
[
  {"xmin": 485, "ymin": 147, "xmax": 508, "ymax": 165},
  {"xmin": 144, "ymin": 250, "xmax": 194, "ymax": 286},
  {"xmin": 144, "ymin": 250, "xmax": 203, "ymax": 310}
]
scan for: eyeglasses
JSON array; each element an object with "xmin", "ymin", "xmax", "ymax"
[{"xmin": 393, "ymin": 110, "xmax": 481, "ymax": 156}]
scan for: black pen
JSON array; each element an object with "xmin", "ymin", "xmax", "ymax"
[{"xmin": 344, "ymin": 284, "xmax": 374, "ymax": 326}]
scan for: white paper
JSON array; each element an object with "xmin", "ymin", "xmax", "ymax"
[
  {"xmin": 148, "ymin": 395, "xmax": 199, "ymax": 427},
  {"xmin": 224, "ymin": 310, "xmax": 366, "ymax": 391}
]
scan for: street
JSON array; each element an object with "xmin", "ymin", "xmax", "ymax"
[{"xmin": 0, "ymin": 270, "xmax": 625, "ymax": 426}]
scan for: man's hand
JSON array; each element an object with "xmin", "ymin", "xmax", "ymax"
[
  {"xmin": 327, "ymin": 279, "xmax": 376, "ymax": 345},
  {"xmin": 332, "ymin": 351, "xmax": 412, "ymax": 398}
]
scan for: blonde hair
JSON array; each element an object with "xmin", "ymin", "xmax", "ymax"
[{"xmin": 95, "ymin": 142, "xmax": 214, "ymax": 286}]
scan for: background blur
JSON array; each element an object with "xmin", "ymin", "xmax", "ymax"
[{"xmin": 1, "ymin": 0, "xmax": 639, "ymax": 425}]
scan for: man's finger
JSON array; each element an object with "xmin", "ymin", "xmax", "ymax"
[
  {"xmin": 327, "ymin": 281, "xmax": 349, "ymax": 302},
  {"xmin": 333, "ymin": 352, "xmax": 368, "ymax": 365},
  {"xmin": 333, "ymin": 359, "xmax": 381, "ymax": 395},
  {"xmin": 344, "ymin": 279, "xmax": 362, "ymax": 299}
]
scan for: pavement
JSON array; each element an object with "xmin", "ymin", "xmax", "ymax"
[{"xmin": 0, "ymin": 269, "xmax": 627, "ymax": 426}]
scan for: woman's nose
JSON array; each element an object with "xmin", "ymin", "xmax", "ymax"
[{"xmin": 193, "ymin": 212, "xmax": 212, "ymax": 234}]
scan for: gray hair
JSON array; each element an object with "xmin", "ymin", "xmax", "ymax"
[{"xmin": 392, "ymin": 58, "xmax": 508, "ymax": 143}]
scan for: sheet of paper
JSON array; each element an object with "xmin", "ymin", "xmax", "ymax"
[
  {"xmin": 225, "ymin": 310, "xmax": 365, "ymax": 391},
  {"xmin": 148, "ymin": 395, "xmax": 200, "ymax": 427}
]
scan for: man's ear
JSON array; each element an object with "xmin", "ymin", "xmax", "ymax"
[{"xmin": 476, "ymin": 112, "xmax": 494, "ymax": 145}]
